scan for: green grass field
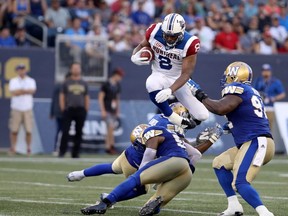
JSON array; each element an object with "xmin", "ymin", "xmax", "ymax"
[{"xmin": 0, "ymin": 154, "xmax": 287, "ymax": 216}]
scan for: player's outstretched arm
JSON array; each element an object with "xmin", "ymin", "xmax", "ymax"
[{"xmin": 188, "ymin": 81, "xmax": 242, "ymax": 115}]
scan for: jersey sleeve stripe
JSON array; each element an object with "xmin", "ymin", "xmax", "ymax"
[
  {"xmin": 183, "ymin": 35, "xmax": 199, "ymax": 57},
  {"xmin": 146, "ymin": 23, "xmax": 157, "ymax": 41}
]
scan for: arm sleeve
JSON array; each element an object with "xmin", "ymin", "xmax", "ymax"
[
  {"xmin": 184, "ymin": 142, "xmax": 202, "ymax": 165},
  {"xmin": 139, "ymin": 148, "xmax": 157, "ymax": 169}
]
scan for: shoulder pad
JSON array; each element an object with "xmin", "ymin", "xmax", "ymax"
[
  {"xmin": 221, "ymin": 84, "xmax": 244, "ymax": 97},
  {"xmin": 142, "ymin": 129, "xmax": 163, "ymax": 143}
]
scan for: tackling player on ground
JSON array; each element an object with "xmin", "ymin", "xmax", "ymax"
[
  {"xmin": 189, "ymin": 61, "xmax": 275, "ymax": 216},
  {"xmin": 131, "ymin": 13, "xmax": 209, "ymax": 129}
]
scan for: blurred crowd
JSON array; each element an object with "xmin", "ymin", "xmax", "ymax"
[{"xmin": 0, "ymin": 0, "xmax": 288, "ymax": 54}]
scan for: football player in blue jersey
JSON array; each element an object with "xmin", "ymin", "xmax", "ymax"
[
  {"xmin": 80, "ymin": 123, "xmax": 214, "ymax": 215},
  {"xmin": 131, "ymin": 13, "xmax": 209, "ymax": 129},
  {"xmin": 188, "ymin": 61, "xmax": 275, "ymax": 216}
]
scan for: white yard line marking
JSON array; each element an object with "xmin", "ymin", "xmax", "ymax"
[
  {"xmin": 0, "ymin": 196, "xmax": 218, "ymax": 215},
  {"xmin": 1, "ymin": 167, "xmax": 287, "ymax": 183},
  {"xmin": 1, "ymin": 180, "xmax": 288, "ymax": 201}
]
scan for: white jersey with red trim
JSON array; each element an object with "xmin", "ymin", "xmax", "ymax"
[{"xmin": 146, "ymin": 23, "xmax": 200, "ymax": 79}]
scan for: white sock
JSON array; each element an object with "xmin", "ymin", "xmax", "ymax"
[
  {"xmin": 227, "ymin": 195, "xmax": 240, "ymax": 206},
  {"xmin": 256, "ymin": 205, "xmax": 271, "ymax": 215},
  {"xmin": 168, "ymin": 112, "xmax": 182, "ymax": 126},
  {"xmin": 80, "ymin": 170, "xmax": 85, "ymax": 177}
]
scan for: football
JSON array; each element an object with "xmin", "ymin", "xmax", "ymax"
[{"xmin": 140, "ymin": 46, "xmax": 154, "ymax": 61}]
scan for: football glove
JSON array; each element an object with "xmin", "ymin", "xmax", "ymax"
[
  {"xmin": 222, "ymin": 121, "xmax": 233, "ymax": 134},
  {"xmin": 131, "ymin": 50, "xmax": 150, "ymax": 65},
  {"xmin": 196, "ymin": 123, "xmax": 223, "ymax": 144},
  {"xmin": 155, "ymin": 88, "xmax": 172, "ymax": 103},
  {"xmin": 187, "ymin": 79, "xmax": 208, "ymax": 102}
]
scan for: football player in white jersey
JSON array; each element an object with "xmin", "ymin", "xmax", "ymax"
[{"xmin": 131, "ymin": 13, "xmax": 209, "ymax": 129}]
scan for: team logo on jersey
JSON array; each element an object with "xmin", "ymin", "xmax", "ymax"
[
  {"xmin": 152, "ymin": 45, "xmax": 180, "ymax": 60},
  {"xmin": 227, "ymin": 66, "xmax": 240, "ymax": 77},
  {"xmin": 142, "ymin": 130, "xmax": 163, "ymax": 142}
]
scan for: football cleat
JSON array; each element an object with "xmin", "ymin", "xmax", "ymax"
[
  {"xmin": 217, "ymin": 204, "xmax": 244, "ymax": 216},
  {"xmin": 81, "ymin": 201, "xmax": 107, "ymax": 215},
  {"xmin": 67, "ymin": 170, "xmax": 85, "ymax": 182},
  {"xmin": 139, "ymin": 196, "xmax": 163, "ymax": 216},
  {"xmin": 100, "ymin": 193, "xmax": 114, "ymax": 209},
  {"xmin": 217, "ymin": 212, "xmax": 243, "ymax": 216}
]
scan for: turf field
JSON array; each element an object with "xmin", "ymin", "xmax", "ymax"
[{"xmin": 0, "ymin": 154, "xmax": 287, "ymax": 216}]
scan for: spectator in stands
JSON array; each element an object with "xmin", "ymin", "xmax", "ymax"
[
  {"xmin": 254, "ymin": 31, "xmax": 278, "ymax": 54},
  {"xmin": 253, "ymin": 63, "xmax": 286, "ymax": 130},
  {"xmin": 243, "ymin": 0, "xmax": 259, "ymax": 20},
  {"xmin": 8, "ymin": 63, "xmax": 36, "ymax": 156},
  {"xmin": 214, "ymin": 21, "xmax": 241, "ymax": 53},
  {"xmin": 108, "ymin": 28, "xmax": 131, "ymax": 52},
  {"xmin": 246, "ymin": 16, "xmax": 262, "ymax": 44},
  {"xmin": 59, "ymin": 62, "xmax": 90, "ymax": 158},
  {"xmin": 70, "ymin": 0, "xmax": 91, "ymax": 32},
  {"xmin": 0, "ymin": 0, "xmax": 8, "ymax": 27},
  {"xmin": 182, "ymin": 3, "xmax": 197, "ymax": 31},
  {"xmin": 65, "ymin": 17, "xmax": 86, "ymax": 63},
  {"xmin": 98, "ymin": 68, "xmax": 124, "ymax": 155},
  {"xmin": 269, "ymin": 14, "xmax": 287, "ymax": 46},
  {"xmin": 278, "ymin": 4, "xmax": 288, "ymax": 31},
  {"xmin": 278, "ymin": 37, "xmax": 288, "ymax": 53},
  {"xmin": 235, "ymin": 24, "xmax": 254, "ymax": 53},
  {"xmin": 130, "ymin": 25, "xmax": 145, "ymax": 47},
  {"xmin": 9, "ymin": 0, "xmax": 31, "ymax": 29},
  {"xmin": 206, "ymin": 3, "xmax": 226, "ymax": 32},
  {"xmin": 189, "ymin": 16, "xmax": 215, "ymax": 53},
  {"xmin": 0, "ymin": 26, "xmax": 16, "ymax": 47},
  {"xmin": 14, "ymin": 26, "xmax": 31, "ymax": 47},
  {"xmin": 30, "ymin": 0, "xmax": 47, "ymax": 21},
  {"xmin": 263, "ymin": 0, "xmax": 280, "ymax": 16},
  {"xmin": 107, "ymin": 12, "xmax": 128, "ymax": 38},
  {"xmin": 95, "ymin": 0, "xmax": 111, "ymax": 27},
  {"xmin": 257, "ymin": 3, "xmax": 272, "ymax": 32},
  {"xmin": 50, "ymin": 72, "xmax": 70, "ymax": 155},
  {"xmin": 130, "ymin": 0, "xmax": 152, "ymax": 27},
  {"xmin": 45, "ymin": 0, "xmax": 71, "ymax": 47},
  {"xmin": 131, "ymin": 0, "xmax": 155, "ymax": 19},
  {"xmin": 85, "ymin": 23, "xmax": 106, "ymax": 73},
  {"xmin": 117, "ymin": 0, "xmax": 131, "ymax": 24}
]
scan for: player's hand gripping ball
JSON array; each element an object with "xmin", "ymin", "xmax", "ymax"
[{"xmin": 140, "ymin": 46, "xmax": 154, "ymax": 62}]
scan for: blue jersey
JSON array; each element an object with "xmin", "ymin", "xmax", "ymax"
[
  {"xmin": 222, "ymin": 82, "xmax": 271, "ymax": 147},
  {"xmin": 142, "ymin": 125, "xmax": 189, "ymax": 160},
  {"xmin": 148, "ymin": 114, "xmax": 185, "ymax": 137}
]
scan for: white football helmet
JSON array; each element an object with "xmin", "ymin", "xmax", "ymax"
[{"xmin": 162, "ymin": 13, "xmax": 186, "ymax": 48}]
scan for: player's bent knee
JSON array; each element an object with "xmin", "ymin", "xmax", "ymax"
[
  {"xmin": 212, "ymin": 156, "xmax": 223, "ymax": 169},
  {"xmin": 193, "ymin": 111, "xmax": 209, "ymax": 122}
]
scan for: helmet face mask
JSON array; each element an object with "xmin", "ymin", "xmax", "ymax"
[
  {"xmin": 221, "ymin": 61, "xmax": 253, "ymax": 88},
  {"xmin": 170, "ymin": 102, "xmax": 190, "ymax": 119},
  {"xmin": 169, "ymin": 102, "xmax": 189, "ymax": 136},
  {"xmin": 162, "ymin": 13, "xmax": 186, "ymax": 48}
]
